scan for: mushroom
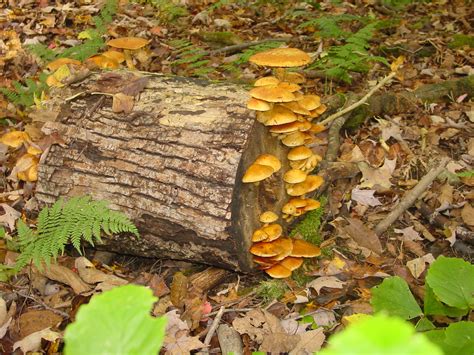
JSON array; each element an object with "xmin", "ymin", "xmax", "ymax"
[
  {"xmin": 283, "ymin": 169, "xmax": 307, "ymax": 184},
  {"xmin": 242, "ymin": 163, "xmax": 274, "ymax": 183},
  {"xmin": 247, "ymin": 98, "xmax": 271, "ymax": 111},
  {"xmin": 291, "ymin": 239, "xmax": 321, "ymax": 258},
  {"xmin": 249, "ymin": 85, "xmax": 295, "ymax": 103},
  {"xmin": 250, "ymin": 241, "xmax": 283, "ymax": 258},
  {"xmin": 286, "ymin": 175, "xmax": 324, "ymax": 196},
  {"xmin": 259, "ymin": 211, "xmax": 279, "ymax": 224},
  {"xmin": 254, "ymin": 154, "xmax": 282, "ymax": 173},
  {"xmin": 106, "ymin": 37, "xmax": 150, "ymax": 69},
  {"xmin": 282, "ymin": 101, "xmax": 311, "ymax": 116},
  {"xmin": 279, "ymin": 256, "xmax": 304, "ymax": 271},
  {"xmin": 265, "ymin": 264, "xmax": 292, "ymax": 278},
  {"xmin": 261, "ymin": 224, "xmax": 283, "ymax": 242},
  {"xmin": 281, "ymin": 131, "xmax": 306, "ymax": 147},
  {"xmin": 288, "ymin": 146, "xmax": 313, "ymax": 161},
  {"xmin": 298, "ymin": 95, "xmax": 321, "ymax": 111},
  {"xmin": 254, "ymin": 76, "xmax": 280, "ymax": 86},
  {"xmin": 267, "ymin": 238, "xmax": 293, "ymax": 261},
  {"xmin": 261, "ymin": 105, "xmax": 298, "ymax": 126},
  {"xmin": 252, "ymin": 228, "xmax": 269, "ymax": 242},
  {"xmin": 269, "ymin": 121, "xmax": 302, "ymax": 135}
]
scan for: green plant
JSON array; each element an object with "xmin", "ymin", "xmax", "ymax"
[
  {"xmin": 319, "ymin": 314, "xmax": 442, "ymax": 355},
  {"xmin": 27, "ymin": 0, "xmax": 117, "ymax": 64},
  {"xmin": 371, "ymin": 256, "xmax": 474, "ymax": 354},
  {"xmin": 0, "ymin": 73, "xmax": 49, "ymax": 107},
  {"xmin": 133, "ymin": 0, "xmax": 188, "ymax": 23},
  {"xmin": 289, "ymin": 195, "xmax": 326, "ymax": 244},
  {"xmin": 256, "ymin": 279, "xmax": 288, "ymax": 303},
  {"xmin": 64, "ymin": 284, "xmax": 166, "ymax": 354},
  {"xmin": 456, "ymin": 169, "xmax": 474, "ymax": 178},
  {"xmin": 14, "ymin": 196, "xmax": 139, "ymax": 270}
]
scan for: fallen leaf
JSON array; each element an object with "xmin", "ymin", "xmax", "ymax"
[
  {"xmin": 163, "ymin": 310, "xmax": 205, "ymax": 355},
  {"xmin": 437, "ymin": 183, "xmax": 453, "ymax": 208},
  {"xmin": 260, "ymin": 333, "xmax": 301, "ymax": 353},
  {"xmin": 394, "ymin": 226, "xmax": 423, "ymax": 241},
  {"xmin": 112, "ymin": 93, "xmax": 134, "ymax": 113},
  {"xmin": 13, "ymin": 328, "xmax": 60, "ymax": 353},
  {"xmin": 0, "ymin": 130, "xmax": 30, "ymax": 148},
  {"xmin": 342, "ymin": 218, "xmax": 383, "ymax": 255},
  {"xmin": 75, "ymin": 257, "xmax": 127, "ymax": 286},
  {"xmin": 19, "ymin": 310, "xmax": 63, "ymax": 338},
  {"xmin": 307, "ymin": 276, "xmax": 345, "ymax": 295},
  {"xmin": 461, "ymin": 203, "xmax": 474, "ymax": 226},
  {"xmin": 170, "ymin": 272, "xmax": 188, "ymax": 308},
  {"xmin": 0, "ymin": 204, "xmax": 21, "ymax": 231},
  {"xmin": 351, "ymin": 188, "xmax": 382, "ymax": 207},
  {"xmin": 406, "ymin": 254, "xmax": 435, "ymax": 278},
  {"xmin": 289, "ymin": 328, "xmax": 325, "ymax": 355},
  {"xmin": 232, "ymin": 309, "xmax": 284, "ymax": 344},
  {"xmin": 358, "ymin": 158, "xmax": 396, "ymax": 191},
  {"xmin": 39, "ymin": 264, "xmax": 91, "ymax": 294}
]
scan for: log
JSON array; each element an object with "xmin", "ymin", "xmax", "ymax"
[{"xmin": 36, "ymin": 72, "xmax": 289, "ymax": 272}]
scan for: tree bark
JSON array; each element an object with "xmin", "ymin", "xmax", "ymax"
[{"xmin": 36, "ymin": 72, "xmax": 289, "ymax": 272}]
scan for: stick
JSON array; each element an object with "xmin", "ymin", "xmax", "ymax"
[
  {"xmin": 374, "ymin": 157, "xmax": 450, "ymax": 235},
  {"xmin": 320, "ymin": 71, "xmax": 397, "ymax": 127},
  {"xmin": 209, "ymin": 38, "xmax": 290, "ymax": 56},
  {"xmin": 200, "ymin": 306, "xmax": 225, "ymax": 354},
  {"xmin": 14, "ymin": 290, "xmax": 70, "ymax": 319}
]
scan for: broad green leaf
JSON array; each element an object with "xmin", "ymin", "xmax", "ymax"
[
  {"xmin": 371, "ymin": 276, "xmax": 423, "ymax": 320},
  {"xmin": 425, "ymin": 256, "xmax": 474, "ymax": 310},
  {"xmin": 425, "ymin": 322, "xmax": 474, "ymax": 355},
  {"xmin": 319, "ymin": 314, "xmax": 442, "ymax": 355},
  {"xmin": 415, "ymin": 317, "xmax": 435, "ymax": 332},
  {"xmin": 64, "ymin": 285, "xmax": 166, "ymax": 355},
  {"xmin": 424, "ymin": 283, "xmax": 468, "ymax": 317}
]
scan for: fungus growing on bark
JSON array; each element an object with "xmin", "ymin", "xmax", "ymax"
[
  {"xmin": 259, "ymin": 211, "xmax": 279, "ymax": 224},
  {"xmin": 281, "ymin": 131, "xmax": 306, "ymax": 147},
  {"xmin": 249, "ymin": 86, "xmax": 295, "ymax": 103},
  {"xmin": 261, "ymin": 224, "xmax": 283, "ymax": 242},
  {"xmin": 265, "ymin": 264, "xmax": 292, "ymax": 278},
  {"xmin": 106, "ymin": 37, "xmax": 150, "ymax": 69},
  {"xmin": 247, "ymin": 98, "xmax": 271, "ymax": 111},
  {"xmin": 279, "ymin": 256, "xmax": 303, "ymax": 271},
  {"xmin": 283, "ymin": 169, "xmax": 307, "ymax": 184},
  {"xmin": 291, "ymin": 239, "xmax": 321, "ymax": 258},
  {"xmin": 254, "ymin": 76, "xmax": 280, "ymax": 86},
  {"xmin": 242, "ymin": 164, "xmax": 274, "ymax": 183},
  {"xmin": 249, "ymin": 48, "xmax": 311, "ymax": 68},
  {"xmin": 254, "ymin": 154, "xmax": 281, "ymax": 173}
]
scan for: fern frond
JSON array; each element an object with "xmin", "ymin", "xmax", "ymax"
[{"xmin": 14, "ymin": 196, "xmax": 139, "ymax": 271}]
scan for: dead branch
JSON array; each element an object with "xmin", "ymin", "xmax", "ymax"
[{"xmin": 374, "ymin": 157, "xmax": 451, "ymax": 236}]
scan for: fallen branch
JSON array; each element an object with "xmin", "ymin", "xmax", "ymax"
[
  {"xmin": 200, "ymin": 306, "xmax": 226, "ymax": 355},
  {"xmin": 320, "ymin": 71, "xmax": 397, "ymax": 127},
  {"xmin": 374, "ymin": 157, "xmax": 451, "ymax": 236}
]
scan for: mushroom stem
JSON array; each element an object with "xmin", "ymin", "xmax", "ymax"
[{"xmin": 123, "ymin": 49, "xmax": 135, "ymax": 70}]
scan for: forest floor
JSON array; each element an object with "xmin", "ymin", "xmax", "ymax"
[{"xmin": 0, "ymin": 0, "xmax": 473, "ymax": 353}]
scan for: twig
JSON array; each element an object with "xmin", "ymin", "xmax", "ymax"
[
  {"xmin": 200, "ymin": 306, "xmax": 225, "ymax": 355},
  {"xmin": 14, "ymin": 290, "xmax": 70, "ymax": 319},
  {"xmin": 209, "ymin": 38, "xmax": 290, "ymax": 56},
  {"xmin": 320, "ymin": 71, "xmax": 397, "ymax": 127},
  {"xmin": 374, "ymin": 157, "xmax": 450, "ymax": 235}
]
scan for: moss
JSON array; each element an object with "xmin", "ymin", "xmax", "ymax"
[
  {"xmin": 449, "ymin": 34, "xmax": 474, "ymax": 49},
  {"xmin": 255, "ymin": 279, "xmax": 288, "ymax": 303},
  {"xmin": 289, "ymin": 196, "xmax": 327, "ymax": 245},
  {"xmin": 198, "ymin": 31, "xmax": 242, "ymax": 46}
]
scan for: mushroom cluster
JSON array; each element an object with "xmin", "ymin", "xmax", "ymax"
[{"xmin": 242, "ymin": 47, "xmax": 327, "ymax": 278}]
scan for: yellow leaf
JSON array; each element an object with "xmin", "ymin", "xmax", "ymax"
[
  {"xmin": 27, "ymin": 145, "xmax": 42, "ymax": 155},
  {"xmin": 53, "ymin": 64, "xmax": 71, "ymax": 82},
  {"xmin": 0, "ymin": 131, "xmax": 30, "ymax": 148},
  {"xmin": 390, "ymin": 56, "xmax": 405, "ymax": 72},
  {"xmin": 78, "ymin": 30, "xmax": 93, "ymax": 40},
  {"xmin": 342, "ymin": 313, "xmax": 371, "ymax": 326}
]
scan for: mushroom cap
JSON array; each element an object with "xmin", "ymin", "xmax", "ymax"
[
  {"xmin": 247, "ymin": 98, "xmax": 272, "ymax": 111},
  {"xmin": 281, "ymin": 131, "xmax": 306, "ymax": 147},
  {"xmin": 249, "ymin": 85, "xmax": 296, "ymax": 103},
  {"xmin": 287, "ymin": 175, "xmax": 324, "ymax": 196},
  {"xmin": 107, "ymin": 37, "xmax": 150, "ymax": 50},
  {"xmin": 298, "ymin": 121, "xmax": 312, "ymax": 132},
  {"xmin": 283, "ymin": 169, "xmax": 307, "ymax": 184},
  {"xmin": 269, "ymin": 121, "xmax": 301, "ymax": 134},
  {"xmin": 282, "ymin": 203, "xmax": 297, "ymax": 215},
  {"xmin": 249, "ymin": 48, "xmax": 311, "ymax": 68},
  {"xmin": 253, "ymin": 256, "xmax": 277, "ymax": 269},
  {"xmin": 313, "ymin": 103, "xmax": 327, "ymax": 115},
  {"xmin": 310, "ymin": 124, "xmax": 326, "ymax": 133},
  {"xmin": 291, "ymin": 239, "xmax": 321, "ymax": 258},
  {"xmin": 288, "ymin": 146, "xmax": 313, "ymax": 161},
  {"xmin": 282, "ymin": 72, "xmax": 306, "ymax": 84},
  {"xmin": 242, "ymin": 164, "xmax": 274, "ymax": 183},
  {"xmin": 87, "ymin": 55, "xmax": 120, "ymax": 69},
  {"xmin": 47, "ymin": 58, "xmax": 82, "ymax": 71},
  {"xmin": 254, "ymin": 154, "xmax": 281, "ymax": 173},
  {"xmin": 304, "ymin": 199, "xmax": 321, "ymax": 211},
  {"xmin": 254, "ymin": 76, "xmax": 280, "ymax": 86},
  {"xmin": 282, "ymin": 101, "xmax": 311, "ymax": 116},
  {"xmin": 267, "ymin": 238, "xmax": 293, "ymax": 261},
  {"xmin": 277, "ymin": 82, "xmax": 301, "ymax": 92},
  {"xmin": 252, "ymin": 228, "xmax": 269, "ymax": 242},
  {"xmin": 261, "ymin": 223, "xmax": 283, "ymax": 242},
  {"xmin": 288, "ymin": 198, "xmax": 308, "ymax": 208},
  {"xmin": 263, "ymin": 105, "xmax": 298, "ymax": 126},
  {"xmin": 280, "ymin": 256, "xmax": 304, "ymax": 271},
  {"xmin": 298, "ymin": 95, "xmax": 321, "ymax": 111},
  {"xmin": 250, "ymin": 241, "xmax": 283, "ymax": 257},
  {"xmin": 289, "ymin": 160, "xmax": 306, "ymax": 170},
  {"xmin": 102, "ymin": 50, "xmax": 126, "ymax": 63},
  {"xmin": 260, "ymin": 211, "xmax": 279, "ymax": 224},
  {"xmin": 265, "ymin": 264, "xmax": 292, "ymax": 278}
]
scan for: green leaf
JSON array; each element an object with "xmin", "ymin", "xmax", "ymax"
[
  {"xmin": 319, "ymin": 314, "xmax": 442, "ymax": 355},
  {"xmin": 64, "ymin": 284, "xmax": 166, "ymax": 355},
  {"xmin": 424, "ymin": 283, "xmax": 468, "ymax": 317},
  {"xmin": 425, "ymin": 256, "xmax": 474, "ymax": 310},
  {"xmin": 371, "ymin": 276, "xmax": 423, "ymax": 320},
  {"xmin": 425, "ymin": 322, "xmax": 474, "ymax": 355},
  {"xmin": 415, "ymin": 317, "xmax": 436, "ymax": 332}
]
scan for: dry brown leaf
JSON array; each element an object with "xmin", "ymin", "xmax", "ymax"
[
  {"xmin": 232, "ymin": 309, "xmax": 284, "ymax": 344},
  {"xmin": 0, "ymin": 203, "xmax": 21, "ymax": 231},
  {"xmin": 351, "ymin": 188, "xmax": 382, "ymax": 207},
  {"xmin": 289, "ymin": 328, "xmax": 325, "ymax": 355},
  {"xmin": 39, "ymin": 264, "xmax": 91, "ymax": 294},
  {"xmin": 112, "ymin": 93, "xmax": 134, "ymax": 113},
  {"xmin": 394, "ymin": 226, "xmax": 423, "ymax": 241},
  {"xmin": 358, "ymin": 158, "xmax": 396, "ymax": 191},
  {"xmin": 307, "ymin": 276, "xmax": 346, "ymax": 294},
  {"xmin": 260, "ymin": 333, "xmax": 301, "ymax": 353},
  {"xmin": 75, "ymin": 257, "xmax": 127, "ymax": 286},
  {"xmin": 19, "ymin": 310, "xmax": 63, "ymax": 338},
  {"xmin": 461, "ymin": 203, "xmax": 474, "ymax": 226},
  {"xmin": 163, "ymin": 309, "xmax": 205, "ymax": 355},
  {"xmin": 13, "ymin": 327, "xmax": 60, "ymax": 353},
  {"xmin": 342, "ymin": 218, "xmax": 383, "ymax": 255},
  {"xmin": 406, "ymin": 253, "xmax": 435, "ymax": 279},
  {"xmin": 437, "ymin": 183, "xmax": 453, "ymax": 207},
  {"xmin": 170, "ymin": 272, "xmax": 188, "ymax": 308}
]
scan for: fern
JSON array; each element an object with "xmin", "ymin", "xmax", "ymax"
[
  {"xmin": 0, "ymin": 73, "xmax": 49, "ymax": 107},
  {"xmin": 14, "ymin": 196, "xmax": 139, "ymax": 270}
]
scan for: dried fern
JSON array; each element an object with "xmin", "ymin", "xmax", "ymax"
[{"xmin": 15, "ymin": 196, "xmax": 139, "ymax": 270}]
